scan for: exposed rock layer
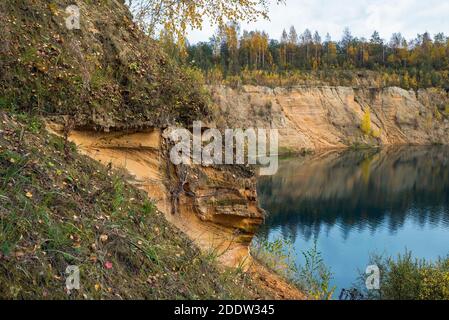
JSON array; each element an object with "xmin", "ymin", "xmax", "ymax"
[
  {"xmin": 46, "ymin": 123, "xmax": 264, "ymax": 267},
  {"xmin": 45, "ymin": 84, "xmax": 449, "ymax": 267},
  {"xmin": 210, "ymin": 85, "xmax": 449, "ymax": 151}
]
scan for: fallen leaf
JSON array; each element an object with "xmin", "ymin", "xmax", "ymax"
[{"xmin": 72, "ymin": 243, "xmax": 81, "ymax": 249}]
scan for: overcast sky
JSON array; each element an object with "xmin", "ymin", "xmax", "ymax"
[{"xmin": 187, "ymin": 0, "xmax": 449, "ymax": 44}]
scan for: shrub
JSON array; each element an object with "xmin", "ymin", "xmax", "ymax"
[
  {"xmin": 365, "ymin": 251, "xmax": 449, "ymax": 300},
  {"xmin": 361, "ymin": 109, "xmax": 372, "ymax": 135}
]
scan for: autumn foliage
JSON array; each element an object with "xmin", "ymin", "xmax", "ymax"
[{"xmin": 186, "ymin": 25, "xmax": 449, "ymax": 89}]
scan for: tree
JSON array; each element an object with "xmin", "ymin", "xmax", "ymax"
[
  {"xmin": 327, "ymin": 41, "xmax": 337, "ymax": 66},
  {"xmin": 370, "ymin": 31, "xmax": 385, "ymax": 64},
  {"xmin": 287, "ymin": 26, "xmax": 298, "ymax": 66},
  {"xmin": 128, "ymin": 0, "xmax": 285, "ymax": 45},
  {"xmin": 313, "ymin": 31, "xmax": 322, "ymax": 69},
  {"xmin": 186, "ymin": 24, "xmax": 449, "ymax": 91},
  {"xmin": 323, "ymin": 33, "xmax": 336, "ymax": 66},
  {"xmin": 401, "ymin": 71, "xmax": 410, "ymax": 90},
  {"xmin": 370, "ymin": 31, "xmax": 382, "ymax": 44},
  {"xmin": 280, "ymin": 29, "xmax": 288, "ymax": 68},
  {"xmin": 159, "ymin": 28, "xmax": 183, "ymax": 61},
  {"xmin": 301, "ymin": 29, "xmax": 313, "ymax": 64},
  {"xmin": 221, "ymin": 23, "xmax": 240, "ymax": 75},
  {"xmin": 341, "ymin": 27, "xmax": 354, "ymax": 49}
]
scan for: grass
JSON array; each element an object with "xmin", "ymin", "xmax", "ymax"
[
  {"xmin": 0, "ymin": 111, "xmax": 274, "ymax": 300},
  {"xmin": 252, "ymin": 236, "xmax": 335, "ymax": 300},
  {"xmin": 1, "ymin": 0, "xmax": 210, "ymax": 130}
]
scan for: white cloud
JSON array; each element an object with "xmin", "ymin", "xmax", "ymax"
[{"xmin": 187, "ymin": 0, "xmax": 449, "ymax": 43}]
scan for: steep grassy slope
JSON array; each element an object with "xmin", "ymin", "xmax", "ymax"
[
  {"xmin": 0, "ymin": 1, "xmax": 305, "ymax": 300},
  {"xmin": 0, "ymin": 111, "xmax": 275, "ymax": 299},
  {"xmin": 0, "ymin": 0, "xmax": 209, "ymax": 130}
]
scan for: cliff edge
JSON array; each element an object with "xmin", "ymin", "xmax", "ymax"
[{"xmin": 211, "ymin": 85, "xmax": 449, "ymax": 151}]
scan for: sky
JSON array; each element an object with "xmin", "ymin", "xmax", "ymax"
[{"xmin": 187, "ymin": 0, "xmax": 449, "ymax": 44}]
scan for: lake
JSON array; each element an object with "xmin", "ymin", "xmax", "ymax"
[{"xmin": 256, "ymin": 146, "xmax": 449, "ymax": 297}]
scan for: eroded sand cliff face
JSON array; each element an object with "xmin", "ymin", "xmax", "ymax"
[
  {"xmin": 45, "ymin": 123, "xmax": 264, "ymax": 268},
  {"xmin": 45, "ymin": 85, "xmax": 448, "ymax": 270},
  {"xmin": 210, "ymin": 85, "xmax": 449, "ymax": 151}
]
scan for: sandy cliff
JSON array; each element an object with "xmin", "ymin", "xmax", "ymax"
[
  {"xmin": 45, "ymin": 124, "xmax": 264, "ymax": 268},
  {"xmin": 210, "ymin": 85, "xmax": 449, "ymax": 151},
  {"xmin": 45, "ymin": 84, "xmax": 449, "ymax": 268}
]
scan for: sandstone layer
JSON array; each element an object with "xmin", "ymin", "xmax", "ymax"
[
  {"xmin": 210, "ymin": 85, "xmax": 449, "ymax": 151},
  {"xmin": 46, "ymin": 123, "xmax": 264, "ymax": 268},
  {"xmin": 44, "ymin": 85, "xmax": 449, "ymax": 269}
]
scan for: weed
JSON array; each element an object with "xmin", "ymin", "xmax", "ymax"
[
  {"xmin": 297, "ymin": 241, "xmax": 336, "ymax": 300},
  {"xmin": 252, "ymin": 236, "xmax": 335, "ymax": 300}
]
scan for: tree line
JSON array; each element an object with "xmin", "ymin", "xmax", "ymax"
[{"xmin": 179, "ymin": 25, "xmax": 449, "ymax": 89}]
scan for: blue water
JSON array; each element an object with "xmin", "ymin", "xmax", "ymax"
[{"xmin": 256, "ymin": 147, "xmax": 449, "ymax": 296}]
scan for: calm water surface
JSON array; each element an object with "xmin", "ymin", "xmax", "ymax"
[{"xmin": 256, "ymin": 146, "xmax": 449, "ymax": 295}]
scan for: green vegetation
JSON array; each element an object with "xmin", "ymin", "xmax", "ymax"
[
  {"xmin": 0, "ymin": 0, "xmax": 209, "ymax": 130},
  {"xmin": 182, "ymin": 25, "xmax": 449, "ymax": 89},
  {"xmin": 129, "ymin": 0, "xmax": 283, "ymax": 45},
  {"xmin": 0, "ymin": 111, "xmax": 273, "ymax": 299},
  {"xmin": 365, "ymin": 251, "xmax": 449, "ymax": 300},
  {"xmin": 252, "ymin": 237, "xmax": 335, "ymax": 300}
]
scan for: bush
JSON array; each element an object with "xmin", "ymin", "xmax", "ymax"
[
  {"xmin": 361, "ymin": 109, "xmax": 372, "ymax": 135},
  {"xmin": 365, "ymin": 251, "xmax": 449, "ymax": 300}
]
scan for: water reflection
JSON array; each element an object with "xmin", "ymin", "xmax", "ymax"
[{"xmin": 258, "ymin": 146, "xmax": 449, "ymax": 244}]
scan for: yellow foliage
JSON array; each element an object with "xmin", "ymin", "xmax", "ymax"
[
  {"xmin": 409, "ymin": 76, "xmax": 418, "ymax": 90},
  {"xmin": 372, "ymin": 128, "xmax": 382, "ymax": 139},
  {"xmin": 206, "ymin": 67, "xmax": 224, "ymax": 84},
  {"xmin": 401, "ymin": 72, "xmax": 410, "ymax": 90},
  {"xmin": 434, "ymin": 107, "xmax": 443, "ymax": 121},
  {"xmin": 419, "ymin": 269, "xmax": 449, "ymax": 300},
  {"xmin": 48, "ymin": 3, "xmax": 59, "ymax": 16},
  {"xmin": 361, "ymin": 109, "xmax": 372, "ymax": 135},
  {"xmin": 135, "ymin": 0, "xmax": 276, "ymax": 46}
]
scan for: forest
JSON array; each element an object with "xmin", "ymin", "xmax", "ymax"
[{"xmin": 162, "ymin": 26, "xmax": 449, "ymax": 89}]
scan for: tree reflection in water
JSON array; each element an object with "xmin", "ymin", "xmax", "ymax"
[{"xmin": 257, "ymin": 146, "xmax": 449, "ymax": 243}]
